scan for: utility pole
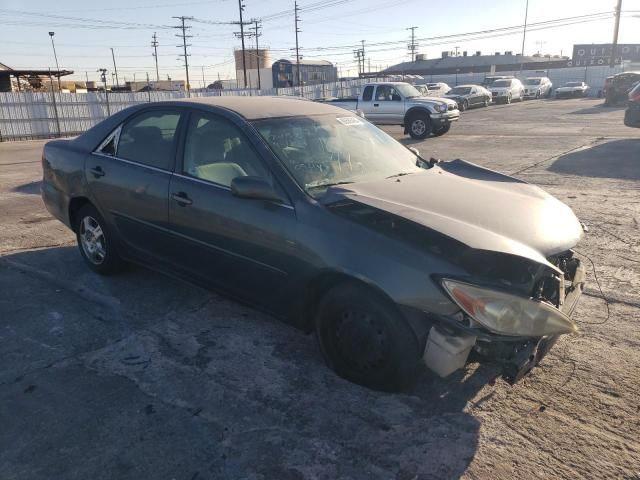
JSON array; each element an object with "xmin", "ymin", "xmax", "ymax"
[
  {"xmin": 407, "ymin": 26, "xmax": 418, "ymax": 62},
  {"xmin": 251, "ymin": 19, "xmax": 262, "ymax": 90},
  {"xmin": 151, "ymin": 32, "xmax": 160, "ymax": 82},
  {"xmin": 519, "ymin": 0, "xmax": 529, "ymax": 75},
  {"xmin": 353, "ymin": 49, "xmax": 362, "ymax": 76},
  {"xmin": 454, "ymin": 46, "xmax": 460, "ymax": 57},
  {"xmin": 361, "ymin": 39, "xmax": 366, "ymax": 73},
  {"xmin": 238, "ymin": 0, "xmax": 248, "ymax": 88},
  {"xmin": 48, "ymin": 32, "xmax": 62, "ymax": 90},
  {"xmin": 294, "ymin": 1, "xmax": 302, "ymax": 90},
  {"xmin": 110, "ymin": 48, "xmax": 120, "ymax": 87},
  {"xmin": 173, "ymin": 16, "xmax": 193, "ymax": 97},
  {"xmin": 610, "ymin": 0, "xmax": 623, "ymax": 68},
  {"xmin": 201, "ymin": 66, "xmax": 206, "ymax": 88}
]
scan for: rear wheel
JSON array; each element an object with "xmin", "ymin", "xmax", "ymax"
[
  {"xmin": 315, "ymin": 282, "xmax": 422, "ymax": 391},
  {"xmin": 75, "ymin": 204, "xmax": 125, "ymax": 275},
  {"xmin": 407, "ymin": 112, "xmax": 431, "ymax": 140}
]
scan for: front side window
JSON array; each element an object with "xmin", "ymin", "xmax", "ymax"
[
  {"xmin": 117, "ymin": 110, "xmax": 180, "ymax": 170},
  {"xmin": 253, "ymin": 114, "xmax": 423, "ymax": 199},
  {"xmin": 375, "ymin": 85, "xmax": 400, "ymax": 101},
  {"xmin": 183, "ymin": 112, "xmax": 270, "ymax": 187}
]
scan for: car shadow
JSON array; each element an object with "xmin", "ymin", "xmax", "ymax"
[
  {"xmin": 548, "ymin": 139, "xmax": 640, "ymax": 180},
  {"xmin": 1, "ymin": 245, "xmax": 489, "ymax": 479},
  {"xmin": 12, "ymin": 180, "xmax": 42, "ymax": 195},
  {"xmin": 569, "ymin": 103, "xmax": 627, "ymax": 115}
]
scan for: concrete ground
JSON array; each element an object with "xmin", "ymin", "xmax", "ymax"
[{"xmin": 1, "ymin": 97, "xmax": 639, "ymax": 480}]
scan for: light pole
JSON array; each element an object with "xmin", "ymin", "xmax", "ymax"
[
  {"xmin": 48, "ymin": 32, "xmax": 61, "ymax": 91},
  {"xmin": 519, "ymin": 0, "xmax": 529, "ymax": 76}
]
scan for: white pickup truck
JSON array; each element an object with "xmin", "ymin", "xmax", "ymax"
[{"xmin": 321, "ymin": 82, "xmax": 460, "ymax": 139}]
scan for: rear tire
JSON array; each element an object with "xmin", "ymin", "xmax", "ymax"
[
  {"xmin": 407, "ymin": 112, "xmax": 431, "ymax": 140},
  {"xmin": 315, "ymin": 282, "xmax": 422, "ymax": 391},
  {"xmin": 75, "ymin": 204, "xmax": 125, "ymax": 275}
]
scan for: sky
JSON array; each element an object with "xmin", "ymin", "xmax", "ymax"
[{"xmin": 0, "ymin": 0, "xmax": 638, "ymax": 85}]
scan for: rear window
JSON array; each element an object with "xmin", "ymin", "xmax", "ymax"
[{"xmin": 492, "ymin": 80, "xmax": 512, "ymax": 87}]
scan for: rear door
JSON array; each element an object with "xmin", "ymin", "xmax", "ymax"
[
  {"xmin": 357, "ymin": 85, "xmax": 375, "ymax": 116},
  {"xmin": 86, "ymin": 107, "xmax": 183, "ymax": 261},
  {"xmin": 167, "ymin": 108, "xmax": 299, "ymax": 313}
]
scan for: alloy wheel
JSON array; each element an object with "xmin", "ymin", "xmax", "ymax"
[{"xmin": 79, "ymin": 216, "xmax": 106, "ymax": 265}]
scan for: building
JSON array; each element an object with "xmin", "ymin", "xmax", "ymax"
[
  {"xmin": 125, "ymin": 80, "xmax": 185, "ymax": 92},
  {"xmin": 0, "ymin": 62, "xmax": 74, "ymax": 92},
  {"xmin": 272, "ymin": 59, "xmax": 337, "ymax": 88},
  {"xmin": 234, "ymin": 48, "xmax": 272, "ymax": 90},
  {"xmin": 382, "ymin": 51, "xmax": 569, "ymax": 77}
]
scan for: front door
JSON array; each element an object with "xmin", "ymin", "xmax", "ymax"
[
  {"xmin": 167, "ymin": 109, "xmax": 298, "ymax": 313},
  {"xmin": 369, "ymin": 85, "xmax": 405, "ymax": 124},
  {"xmin": 86, "ymin": 108, "xmax": 183, "ymax": 261}
]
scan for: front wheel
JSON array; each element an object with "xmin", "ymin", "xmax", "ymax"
[
  {"xmin": 75, "ymin": 204, "xmax": 125, "ymax": 275},
  {"xmin": 407, "ymin": 112, "xmax": 431, "ymax": 140},
  {"xmin": 431, "ymin": 123, "xmax": 451, "ymax": 137},
  {"xmin": 315, "ymin": 282, "xmax": 422, "ymax": 391},
  {"xmin": 506, "ymin": 94, "xmax": 512, "ymax": 104},
  {"xmin": 484, "ymin": 97, "xmax": 490, "ymax": 107},
  {"xmin": 459, "ymin": 99, "xmax": 468, "ymax": 112}
]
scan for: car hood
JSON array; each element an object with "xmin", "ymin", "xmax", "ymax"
[
  {"xmin": 324, "ymin": 160, "xmax": 583, "ymax": 268},
  {"xmin": 556, "ymin": 86, "xmax": 584, "ymax": 92},
  {"xmin": 410, "ymin": 96, "xmax": 457, "ymax": 108},
  {"xmin": 444, "ymin": 94, "xmax": 465, "ymax": 100}
]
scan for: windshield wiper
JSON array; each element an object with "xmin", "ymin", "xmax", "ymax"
[{"xmin": 307, "ymin": 180, "xmax": 355, "ymax": 190}]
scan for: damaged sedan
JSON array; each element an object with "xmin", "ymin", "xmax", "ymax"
[{"xmin": 41, "ymin": 97, "xmax": 586, "ymax": 391}]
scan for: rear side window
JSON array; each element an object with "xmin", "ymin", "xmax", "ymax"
[
  {"xmin": 117, "ymin": 110, "xmax": 181, "ymax": 170},
  {"xmin": 362, "ymin": 85, "xmax": 374, "ymax": 101}
]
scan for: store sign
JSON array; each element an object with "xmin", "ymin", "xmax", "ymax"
[{"xmin": 570, "ymin": 44, "xmax": 640, "ymax": 66}]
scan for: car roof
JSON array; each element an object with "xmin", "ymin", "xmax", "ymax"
[
  {"xmin": 161, "ymin": 95, "xmax": 349, "ymax": 120},
  {"xmin": 451, "ymin": 84, "xmax": 477, "ymax": 88}
]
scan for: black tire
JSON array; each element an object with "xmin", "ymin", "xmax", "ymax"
[
  {"xmin": 535, "ymin": 91, "xmax": 540, "ymax": 99},
  {"xmin": 315, "ymin": 282, "xmax": 422, "ymax": 391},
  {"xmin": 506, "ymin": 94, "xmax": 512, "ymax": 104},
  {"xmin": 460, "ymin": 99, "xmax": 468, "ymax": 112},
  {"xmin": 484, "ymin": 97, "xmax": 490, "ymax": 107},
  {"xmin": 407, "ymin": 111, "xmax": 431, "ymax": 140},
  {"xmin": 431, "ymin": 123, "xmax": 451, "ymax": 137},
  {"xmin": 75, "ymin": 204, "xmax": 125, "ymax": 275}
]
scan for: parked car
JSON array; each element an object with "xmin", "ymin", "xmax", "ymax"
[
  {"xmin": 324, "ymin": 82, "xmax": 459, "ymax": 139},
  {"xmin": 481, "ymin": 75, "xmax": 514, "ymax": 88},
  {"xmin": 41, "ymin": 96, "xmax": 586, "ymax": 391},
  {"xmin": 488, "ymin": 78, "xmax": 525, "ymax": 104},
  {"xmin": 624, "ymin": 82, "xmax": 640, "ymax": 128},
  {"xmin": 414, "ymin": 84, "xmax": 430, "ymax": 96},
  {"xmin": 555, "ymin": 82, "xmax": 590, "ymax": 98},
  {"xmin": 605, "ymin": 72, "xmax": 640, "ymax": 105},
  {"xmin": 444, "ymin": 84, "xmax": 491, "ymax": 111},
  {"xmin": 425, "ymin": 82, "xmax": 451, "ymax": 95},
  {"xmin": 523, "ymin": 77, "xmax": 553, "ymax": 99}
]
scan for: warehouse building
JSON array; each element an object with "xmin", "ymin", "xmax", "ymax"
[
  {"xmin": 0, "ymin": 62, "xmax": 74, "ymax": 92},
  {"xmin": 272, "ymin": 59, "xmax": 337, "ymax": 88},
  {"xmin": 382, "ymin": 51, "xmax": 569, "ymax": 77}
]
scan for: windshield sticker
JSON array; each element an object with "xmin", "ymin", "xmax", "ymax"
[{"xmin": 336, "ymin": 116, "xmax": 364, "ymax": 126}]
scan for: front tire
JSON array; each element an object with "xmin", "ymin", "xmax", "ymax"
[
  {"xmin": 431, "ymin": 123, "xmax": 451, "ymax": 137},
  {"xmin": 407, "ymin": 112, "xmax": 431, "ymax": 140},
  {"xmin": 75, "ymin": 204, "xmax": 125, "ymax": 275},
  {"xmin": 315, "ymin": 282, "xmax": 422, "ymax": 391},
  {"xmin": 460, "ymin": 99, "xmax": 468, "ymax": 112},
  {"xmin": 506, "ymin": 94, "xmax": 512, "ymax": 104},
  {"xmin": 484, "ymin": 97, "xmax": 490, "ymax": 107}
]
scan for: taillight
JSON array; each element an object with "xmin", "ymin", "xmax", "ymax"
[{"xmin": 630, "ymin": 90, "xmax": 640, "ymax": 102}]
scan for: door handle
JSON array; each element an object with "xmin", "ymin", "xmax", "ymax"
[
  {"xmin": 373, "ymin": 103, "xmax": 379, "ymax": 107},
  {"xmin": 89, "ymin": 166, "xmax": 105, "ymax": 178},
  {"xmin": 171, "ymin": 192, "xmax": 192, "ymax": 206}
]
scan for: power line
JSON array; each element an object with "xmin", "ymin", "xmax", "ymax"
[{"xmin": 173, "ymin": 16, "xmax": 193, "ymax": 96}]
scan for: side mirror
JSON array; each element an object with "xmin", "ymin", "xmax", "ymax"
[{"xmin": 231, "ymin": 176, "xmax": 282, "ymax": 203}]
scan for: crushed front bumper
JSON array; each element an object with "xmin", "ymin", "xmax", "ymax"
[{"xmin": 427, "ymin": 257, "xmax": 586, "ymax": 383}]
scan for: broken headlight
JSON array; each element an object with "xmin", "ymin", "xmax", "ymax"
[{"xmin": 441, "ymin": 279, "xmax": 577, "ymax": 337}]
